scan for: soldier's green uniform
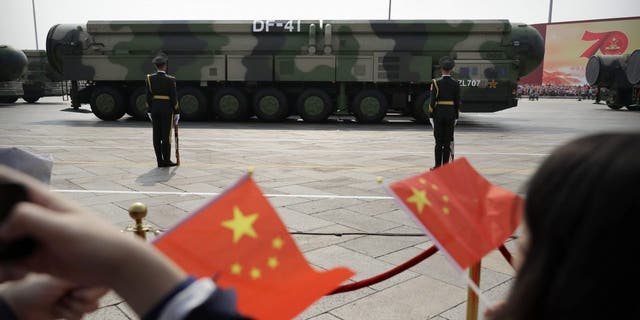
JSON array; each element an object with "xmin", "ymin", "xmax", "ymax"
[
  {"xmin": 429, "ymin": 56, "xmax": 460, "ymax": 168},
  {"xmin": 146, "ymin": 53, "xmax": 180, "ymax": 167}
]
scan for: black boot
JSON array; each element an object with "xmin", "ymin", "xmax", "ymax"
[{"xmin": 434, "ymin": 144, "xmax": 443, "ymax": 168}]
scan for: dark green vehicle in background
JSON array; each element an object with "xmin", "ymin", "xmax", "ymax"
[
  {"xmin": 46, "ymin": 19, "xmax": 544, "ymax": 122},
  {"xmin": 586, "ymin": 49, "xmax": 640, "ymax": 111},
  {"xmin": 21, "ymin": 50, "xmax": 67, "ymax": 103},
  {"xmin": 0, "ymin": 45, "xmax": 28, "ymax": 103},
  {"xmin": 0, "ymin": 46, "xmax": 67, "ymax": 104}
]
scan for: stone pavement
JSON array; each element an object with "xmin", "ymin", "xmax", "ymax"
[{"xmin": 0, "ymin": 98, "xmax": 638, "ymax": 319}]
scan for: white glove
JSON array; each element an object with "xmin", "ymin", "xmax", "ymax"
[
  {"xmin": 454, "ymin": 119, "xmax": 458, "ymax": 126},
  {"xmin": 173, "ymin": 114, "xmax": 180, "ymax": 125},
  {"xmin": 147, "ymin": 113, "xmax": 152, "ymax": 121},
  {"xmin": 428, "ymin": 118, "xmax": 434, "ymax": 128}
]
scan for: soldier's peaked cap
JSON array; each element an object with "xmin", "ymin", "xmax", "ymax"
[
  {"xmin": 439, "ymin": 56, "xmax": 455, "ymax": 70},
  {"xmin": 152, "ymin": 52, "xmax": 168, "ymax": 65}
]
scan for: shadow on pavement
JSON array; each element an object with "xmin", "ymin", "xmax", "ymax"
[{"xmin": 136, "ymin": 167, "xmax": 178, "ymax": 186}]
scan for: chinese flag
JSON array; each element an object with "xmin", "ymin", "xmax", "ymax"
[
  {"xmin": 154, "ymin": 176, "xmax": 354, "ymax": 319},
  {"xmin": 388, "ymin": 158, "xmax": 523, "ymax": 270}
]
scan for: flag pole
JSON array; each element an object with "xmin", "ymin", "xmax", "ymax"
[{"xmin": 466, "ymin": 262, "xmax": 482, "ymax": 320}]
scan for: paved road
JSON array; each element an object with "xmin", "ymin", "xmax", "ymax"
[{"xmin": 1, "ymin": 98, "xmax": 638, "ymax": 319}]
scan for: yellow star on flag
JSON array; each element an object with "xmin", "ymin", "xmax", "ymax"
[
  {"xmin": 272, "ymin": 237, "xmax": 284, "ymax": 249},
  {"xmin": 268, "ymin": 257, "xmax": 279, "ymax": 269},
  {"xmin": 222, "ymin": 206, "xmax": 259, "ymax": 243},
  {"xmin": 250, "ymin": 267, "xmax": 261, "ymax": 280},
  {"xmin": 230, "ymin": 263, "xmax": 242, "ymax": 275},
  {"xmin": 406, "ymin": 187, "xmax": 431, "ymax": 214}
]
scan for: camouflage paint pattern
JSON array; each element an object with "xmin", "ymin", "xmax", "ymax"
[{"xmin": 46, "ymin": 20, "xmax": 544, "ymax": 120}]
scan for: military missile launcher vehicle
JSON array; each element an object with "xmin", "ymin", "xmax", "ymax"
[
  {"xmin": 586, "ymin": 49, "xmax": 640, "ymax": 111},
  {"xmin": 0, "ymin": 48, "xmax": 67, "ymax": 104},
  {"xmin": 46, "ymin": 20, "xmax": 544, "ymax": 122},
  {"xmin": 21, "ymin": 50, "xmax": 67, "ymax": 103},
  {"xmin": 0, "ymin": 45, "xmax": 28, "ymax": 103}
]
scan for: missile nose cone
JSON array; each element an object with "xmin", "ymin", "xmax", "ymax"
[{"xmin": 0, "ymin": 45, "xmax": 28, "ymax": 81}]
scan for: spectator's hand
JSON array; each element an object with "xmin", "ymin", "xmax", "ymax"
[
  {"xmin": 484, "ymin": 300, "xmax": 506, "ymax": 319},
  {"xmin": 0, "ymin": 165, "xmax": 187, "ymax": 316},
  {"xmin": 0, "ymin": 273, "xmax": 106, "ymax": 320},
  {"xmin": 173, "ymin": 114, "xmax": 180, "ymax": 126}
]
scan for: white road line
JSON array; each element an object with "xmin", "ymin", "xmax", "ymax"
[
  {"xmin": 52, "ymin": 189, "xmax": 394, "ymax": 200},
  {"xmin": 1, "ymin": 145, "xmax": 549, "ymax": 156}
]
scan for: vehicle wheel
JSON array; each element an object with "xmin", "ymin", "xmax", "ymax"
[
  {"xmin": 212, "ymin": 87, "xmax": 250, "ymax": 121},
  {"xmin": 0, "ymin": 96, "xmax": 19, "ymax": 103},
  {"xmin": 127, "ymin": 86, "xmax": 149, "ymax": 120},
  {"xmin": 178, "ymin": 87, "xmax": 208, "ymax": 121},
  {"xmin": 23, "ymin": 95, "xmax": 40, "ymax": 103},
  {"xmin": 253, "ymin": 88, "xmax": 289, "ymax": 122},
  {"xmin": 297, "ymin": 89, "xmax": 333, "ymax": 122},
  {"xmin": 351, "ymin": 89, "xmax": 388, "ymax": 123},
  {"xmin": 90, "ymin": 86, "xmax": 126, "ymax": 121},
  {"xmin": 412, "ymin": 91, "xmax": 430, "ymax": 124}
]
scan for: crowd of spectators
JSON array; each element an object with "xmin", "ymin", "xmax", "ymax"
[{"xmin": 517, "ymin": 84, "xmax": 599, "ymax": 101}]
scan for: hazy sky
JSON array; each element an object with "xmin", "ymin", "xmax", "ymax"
[{"xmin": 1, "ymin": 0, "xmax": 639, "ymax": 49}]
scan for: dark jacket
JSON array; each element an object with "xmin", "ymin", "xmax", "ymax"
[
  {"xmin": 428, "ymin": 75, "xmax": 461, "ymax": 119},
  {"xmin": 145, "ymin": 71, "xmax": 179, "ymax": 115}
]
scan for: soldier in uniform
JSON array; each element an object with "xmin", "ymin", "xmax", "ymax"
[
  {"xmin": 428, "ymin": 56, "xmax": 460, "ymax": 169},
  {"xmin": 146, "ymin": 52, "xmax": 180, "ymax": 167}
]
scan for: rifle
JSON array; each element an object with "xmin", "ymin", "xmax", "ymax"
[{"xmin": 174, "ymin": 121, "xmax": 180, "ymax": 166}]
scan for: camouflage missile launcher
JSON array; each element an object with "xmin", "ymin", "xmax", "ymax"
[
  {"xmin": 586, "ymin": 50, "xmax": 639, "ymax": 110},
  {"xmin": 0, "ymin": 48, "xmax": 67, "ymax": 104},
  {"xmin": 626, "ymin": 50, "xmax": 640, "ymax": 109},
  {"xmin": 0, "ymin": 45, "xmax": 28, "ymax": 103},
  {"xmin": 21, "ymin": 50, "xmax": 67, "ymax": 103},
  {"xmin": 46, "ymin": 20, "xmax": 544, "ymax": 122}
]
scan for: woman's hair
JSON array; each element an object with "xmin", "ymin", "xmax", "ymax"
[{"xmin": 490, "ymin": 132, "xmax": 640, "ymax": 320}]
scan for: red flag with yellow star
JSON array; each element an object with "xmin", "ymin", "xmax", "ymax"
[
  {"xmin": 388, "ymin": 158, "xmax": 523, "ymax": 270},
  {"xmin": 154, "ymin": 175, "xmax": 354, "ymax": 319}
]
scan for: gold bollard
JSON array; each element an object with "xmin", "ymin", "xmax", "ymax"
[
  {"xmin": 123, "ymin": 202, "xmax": 161, "ymax": 240},
  {"xmin": 128, "ymin": 202, "xmax": 148, "ymax": 240}
]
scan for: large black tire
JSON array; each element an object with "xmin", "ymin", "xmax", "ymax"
[
  {"xmin": 90, "ymin": 86, "xmax": 126, "ymax": 121},
  {"xmin": 412, "ymin": 91, "xmax": 430, "ymax": 124},
  {"xmin": 253, "ymin": 88, "xmax": 289, "ymax": 122},
  {"xmin": 178, "ymin": 87, "xmax": 208, "ymax": 121},
  {"xmin": 0, "ymin": 96, "xmax": 19, "ymax": 103},
  {"xmin": 23, "ymin": 95, "xmax": 41, "ymax": 104},
  {"xmin": 212, "ymin": 87, "xmax": 250, "ymax": 121},
  {"xmin": 127, "ymin": 86, "xmax": 149, "ymax": 120},
  {"xmin": 351, "ymin": 89, "xmax": 388, "ymax": 123},
  {"xmin": 297, "ymin": 89, "xmax": 333, "ymax": 122}
]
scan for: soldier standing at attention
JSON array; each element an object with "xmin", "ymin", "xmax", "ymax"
[
  {"xmin": 428, "ymin": 56, "xmax": 460, "ymax": 169},
  {"xmin": 146, "ymin": 52, "xmax": 180, "ymax": 167}
]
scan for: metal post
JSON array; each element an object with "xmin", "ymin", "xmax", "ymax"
[
  {"xmin": 466, "ymin": 262, "xmax": 482, "ymax": 320},
  {"xmin": 388, "ymin": 0, "xmax": 392, "ymax": 20},
  {"xmin": 128, "ymin": 202, "xmax": 149, "ymax": 240},
  {"xmin": 547, "ymin": 0, "xmax": 553, "ymax": 23},
  {"xmin": 31, "ymin": 0, "xmax": 39, "ymax": 50}
]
